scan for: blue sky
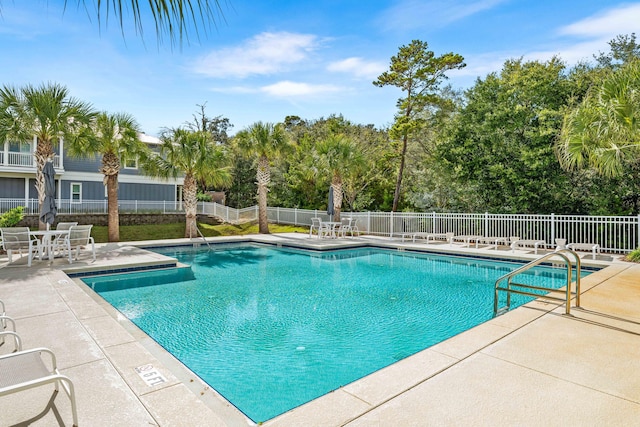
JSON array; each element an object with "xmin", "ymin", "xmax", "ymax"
[{"xmin": 0, "ymin": 1, "xmax": 638, "ymax": 136}]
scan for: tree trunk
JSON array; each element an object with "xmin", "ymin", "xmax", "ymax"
[
  {"xmin": 257, "ymin": 155, "xmax": 270, "ymax": 234},
  {"xmin": 107, "ymin": 174, "xmax": 120, "ymax": 242},
  {"xmin": 183, "ymin": 173, "xmax": 198, "ymax": 238},
  {"xmin": 331, "ymin": 176, "xmax": 343, "ymax": 222},
  {"xmin": 392, "ymin": 134, "xmax": 408, "ymax": 212},
  {"xmin": 35, "ymin": 137, "xmax": 54, "ymax": 230},
  {"xmin": 100, "ymin": 152, "xmax": 121, "ymax": 242}
]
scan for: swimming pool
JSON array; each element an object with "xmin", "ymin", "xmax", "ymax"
[{"xmin": 83, "ymin": 244, "xmax": 588, "ymax": 422}]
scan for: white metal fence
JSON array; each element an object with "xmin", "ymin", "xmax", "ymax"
[{"xmin": 2, "ymin": 198, "xmax": 638, "ymax": 253}]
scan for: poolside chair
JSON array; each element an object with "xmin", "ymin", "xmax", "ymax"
[
  {"xmin": 450, "ymin": 235, "xmax": 484, "ymax": 248},
  {"xmin": 0, "ymin": 227, "xmax": 42, "ymax": 267},
  {"xmin": 337, "ymin": 217, "xmax": 359, "ymax": 238},
  {"xmin": 310, "ymin": 218, "xmax": 333, "ymax": 239},
  {"xmin": 511, "ymin": 239, "xmax": 546, "ymax": 255},
  {"xmin": 59, "ymin": 224, "xmax": 96, "ymax": 263},
  {"xmin": 0, "ymin": 314, "xmax": 20, "ymax": 350},
  {"xmin": 567, "ymin": 242, "xmax": 600, "ymax": 260},
  {"xmin": 51, "ymin": 222, "xmax": 78, "ymax": 253},
  {"xmin": 0, "ymin": 345, "xmax": 79, "ymax": 426},
  {"xmin": 309, "ymin": 218, "xmax": 322, "ymax": 238}
]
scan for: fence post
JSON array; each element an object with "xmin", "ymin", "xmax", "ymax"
[
  {"xmin": 484, "ymin": 212, "xmax": 489, "ymax": 236},
  {"xmin": 389, "ymin": 211, "xmax": 393, "ymax": 237},
  {"xmin": 367, "ymin": 211, "xmax": 371, "ymax": 234},
  {"xmin": 550, "ymin": 213, "xmax": 555, "ymax": 244},
  {"xmin": 294, "ymin": 208, "xmax": 298, "ymax": 225},
  {"xmin": 637, "ymin": 214, "xmax": 640, "ymax": 250},
  {"xmin": 432, "ymin": 212, "xmax": 436, "ymax": 233}
]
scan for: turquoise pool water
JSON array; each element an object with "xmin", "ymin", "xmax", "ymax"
[{"xmin": 83, "ymin": 244, "xmax": 587, "ymax": 422}]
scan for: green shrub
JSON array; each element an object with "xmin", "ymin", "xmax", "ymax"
[
  {"xmin": 197, "ymin": 193, "xmax": 212, "ymax": 202},
  {"xmin": 0, "ymin": 206, "xmax": 25, "ymax": 227},
  {"xmin": 624, "ymin": 247, "xmax": 640, "ymax": 263}
]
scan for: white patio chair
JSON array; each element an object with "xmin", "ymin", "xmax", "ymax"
[
  {"xmin": 51, "ymin": 222, "xmax": 78, "ymax": 253},
  {"xmin": 0, "ymin": 227, "xmax": 42, "ymax": 267},
  {"xmin": 0, "ymin": 315, "xmax": 20, "ymax": 350},
  {"xmin": 338, "ymin": 217, "xmax": 359, "ymax": 238},
  {"xmin": 0, "ymin": 345, "xmax": 79, "ymax": 427},
  {"xmin": 310, "ymin": 218, "xmax": 332, "ymax": 239},
  {"xmin": 60, "ymin": 225, "xmax": 96, "ymax": 263},
  {"xmin": 309, "ymin": 218, "xmax": 322, "ymax": 238}
]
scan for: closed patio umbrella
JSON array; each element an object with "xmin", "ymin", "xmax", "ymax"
[
  {"xmin": 39, "ymin": 161, "xmax": 57, "ymax": 229},
  {"xmin": 327, "ymin": 187, "xmax": 334, "ymax": 221}
]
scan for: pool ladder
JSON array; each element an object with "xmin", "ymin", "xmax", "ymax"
[{"xmin": 493, "ymin": 249, "xmax": 581, "ymax": 317}]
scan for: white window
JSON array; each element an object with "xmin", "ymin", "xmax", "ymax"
[
  {"xmin": 70, "ymin": 183, "xmax": 82, "ymax": 204},
  {"xmin": 124, "ymin": 157, "xmax": 138, "ymax": 169},
  {"xmin": 19, "ymin": 142, "xmax": 32, "ymax": 153}
]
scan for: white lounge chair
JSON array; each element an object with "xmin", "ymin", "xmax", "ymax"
[
  {"xmin": 60, "ymin": 224, "xmax": 96, "ymax": 263},
  {"xmin": 451, "ymin": 235, "xmax": 484, "ymax": 248},
  {"xmin": 404, "ymin": 232, "xmax": 454, "ymax": 244},
  {"xmin": 0, "ymin": 227, "xmax": 42, "ymax": 267},
  {"xmin": 511, "ymin": 239, "xmax": 546, "ymax": 254},
  {"xmin": 480, "ymin": 236, "xmax": 510, "ymax": 250},
  {"xmin": 567, "ymin": 243, "xmax": 600, "ymax": 260}
]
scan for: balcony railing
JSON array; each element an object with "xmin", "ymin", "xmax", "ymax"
[{"xmin": 0, "ymin": 152, "xmax": 61, "ymax": 169}]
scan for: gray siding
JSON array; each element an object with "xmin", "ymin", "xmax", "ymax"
[
  {"xmin": 119, "ymin": 183, "xmax": 174, "ymax": 200},
  {"xmin": 62, "ymin": 154, "xmax": 101, "ymax": 173},
  {"xmin": 60, "ymin": 180, "xmax": 104, "ymax": 200},
  {"xmin": 63, "ymin": 153, "xmax": 149, "ymax": 177},
  {"xmin": 58, "ymin": 180, "xmax": 175, "ymax": 201}
]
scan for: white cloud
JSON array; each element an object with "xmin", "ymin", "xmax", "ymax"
[
  {"xmin": 260, "ymin": 81, "xmax": 343, "ymax": 97},
  {"xmin": 559, "ymin": 3, "xmax": 640, "ymax": 38},
  {"xmin": 327, "ymin": 57, "xmax": 387, "ymax": 80},
  {"xmin": 193, "ymin": 32, "xmax": 321, "ymax": 78},
  {"xmin": 450, "ymin": 3, "xmax": 640, "ymax": 87},
  {"xmin": 208, "ymin": 86, "xmax": 258, "ymax": 94},
  {"xmin": 380, "ymin": 0, "xmax": 508, "ymax": 31}
]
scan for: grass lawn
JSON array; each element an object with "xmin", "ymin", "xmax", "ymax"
[{"xmin": 90, "ymin": 222, "xmax": 309, "ymax": 243}]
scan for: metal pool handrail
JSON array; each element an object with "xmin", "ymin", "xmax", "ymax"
[{"xmin": 494, "ymin": 249, "xmax": 582, "ymax": 316}]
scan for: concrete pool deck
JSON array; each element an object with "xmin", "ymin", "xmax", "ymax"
[{"xmin": 0, "ymin": 233, "xmax": 639, "ymax": 426}]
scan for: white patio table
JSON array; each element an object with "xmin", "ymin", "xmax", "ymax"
[
  {"xmin": 323, "ymin": 222, "xmax": 343, "ymax": 238},
  {"xmin": 30, "ymin": 229, "xmax": 71, "ymax": 262}
]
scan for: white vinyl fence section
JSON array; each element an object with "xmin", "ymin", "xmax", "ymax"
[{"xmin": 1, "ymin": 199, "xmax": 638, "ymax": 253}]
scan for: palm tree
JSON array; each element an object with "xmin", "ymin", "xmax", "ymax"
[
  {"xmin": 0, "ymin": 82, "xmax": 95, "ymax": 229},
  {"xmin": 557, "ymin": 59, "xmax": 640, "ymax": 177},
  {"xmin": 66, "ymin": 112, "xmax": 148, "ymax": 242},
  {"xmin": 0, "ymin": 1, "xmax": 226, "ymax": 46},
  {"xmin": 316, "ymin": 134, "xmax": 363, "ymax": 222},
  {"xmin": 145, "ymin": 128, "xmax": 230, "ymax": 238},
  {"xmin": 235, "ymin": 122, "xmax": 290, "ymax": 234}
]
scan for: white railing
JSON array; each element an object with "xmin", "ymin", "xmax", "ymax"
[
  {"xmin": 1, "ymin": 198, "xmax": 638, "ymax": 253},
  {"xmin": 0, "ymin": 153, "xmax": 61, "ymax": 168},
  {"xmin": 267, "ymin": 208, "xmax": 639, "ymax": 254},
  {"xmin": 0, "ymin": 198, "xmax": 187, "ymax": 215}
]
